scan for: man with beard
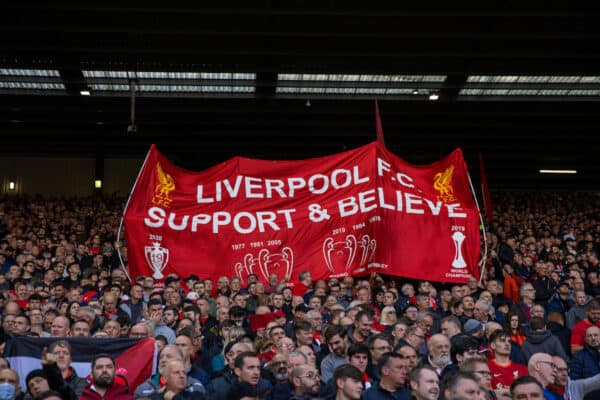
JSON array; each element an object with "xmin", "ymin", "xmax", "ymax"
[
  {"xmin": 333, "ymin": 364, "xmax": 364, "ymax": 400},
  {"xmin": 422, "ymin": 334, "xmax": 451, "ymax": 376},
  {"xmin": 409, "ymin": 366, "xmax": 440, "ymax": 400},
  {"xmin": 321, "ymin": 325, "xmax": 350, "ymax": 383},
  {"xmin": 290, "ymin": 364, "xmax": 321, "ymax": 399},
  {"xmin": 79, "ymin": 354, "xmax": 132, "ymax": 400}
]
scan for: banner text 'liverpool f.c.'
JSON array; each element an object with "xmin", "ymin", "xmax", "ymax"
[{"xmin": 123, "ymin": 142, "xmax": 481, "ymax": 287}]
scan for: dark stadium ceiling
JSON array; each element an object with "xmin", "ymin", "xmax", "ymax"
[{"xmin": 1, "ymin": 2, "xmax": 599, "ymax": 191}]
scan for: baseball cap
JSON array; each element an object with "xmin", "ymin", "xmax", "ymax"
[{"xmin": 463, "ymin": 319, "xmax": 484, "ymax": 335}]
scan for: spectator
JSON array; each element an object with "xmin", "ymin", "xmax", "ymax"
[
  {"xmin": 520, "ymin": 317, "xmax": 569, "ymax": 361},
  {"xmin": 48, "ymin": 340, "xmax": 87, "ymax": 396},
  {"xmin": 487, "ymin": 329, "xmax": 528, "ymax": 392},
  {"xmin": 332, "ymin": 364, "xmax": 363, "ymax": 400},
  {"xmin": 79, "ymin": 354, "xmax": 132, "ymax": 400},
  {"xmin": 363, "ymin": 353, "xmax": 410, "ymax": 400},
  {"xmin": 409, "ymin": 365, "xmax": 439, "ymax": 400},
  {"xmin": 50, "ymin": 316, "xmax": 70, "ymax": 337},
  {"xmin": 510, "ymin": 376, "xmax": 545, "ymax": 400},
  {"xmin": 440, "ymin": 315, "xmax": 461, "ymax": 339},
  {"xmin": 570, "ymin": 300, "xmax": 600, "ymax": 354},
  {"xmin": 321, "ymin": 325, "xmax": 349, "ymax": 383},
  {"xmin": 366, "ymin": 334, "xmax": 393, "ymax": 381},
  {"xmin": 569, "ymin": 325, "xmax": 600, "ymax": 383},
  {"xmin": 148, "ymin": 360, "xmax": 204, "ymax": 400},
  {"xmin": 441, "ymin": 371, "xmax": 485, "ymax": 400},
  {"xmin": 566, "ymin": 290, "xmax": 588, "ymax": 330},
  {"xmin": 0, "ymin": 368, "xmax": 19, "ymax": 400},
  {"xmin": 460, "ymin": 357, "xmax": 503, "ymax": 400},
  {"xmin": 290, "ymin": 364, "xmax": 320, "ymax": 400},
  {"xmin": 230, "ymin": 352, "xmax": 271, "ymax": 399},
  {"xmin": 527, "ymin": 353, "xmax": 557, "ymax": 399},
  {"xmin": 422, "ymin": 334, "xmax": 451, "ymax": 376},
  {"xmin": 350, "ymin": 310, "xmax": 374, "ymax": 345}
]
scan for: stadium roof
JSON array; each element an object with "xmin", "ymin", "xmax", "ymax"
[{"xmin": 1, "ymin": 2, "xmax": 599, "ymax": 190}]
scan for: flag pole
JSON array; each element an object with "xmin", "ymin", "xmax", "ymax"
[{"xmin": 375, "ymin": 99, "xmax": 385, "ymax": 145}]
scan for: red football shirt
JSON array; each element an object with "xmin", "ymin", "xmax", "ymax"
[
  {"xmin": 571, "ymin": 319, "xmax": 600, "ymax": 348},
  {"xmin": 488, "ymin": 359, "xmax": 529, "ymax": 390}
]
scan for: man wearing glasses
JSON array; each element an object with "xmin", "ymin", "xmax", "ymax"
[
  {"xmin": 290, "ymin": 364, "xmax": 321, "ymax": 399},
  {"xmin": 461, "ymin": 357, "xmax": 511, "ymax": 400},
  {"xmin": 527, "ymin": 353, "xmax": 557, "ymax": 399}
]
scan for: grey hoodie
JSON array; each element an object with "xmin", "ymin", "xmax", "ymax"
[{"xmin": 521, "ymin": 330, "xmax": 569, "ymax": 361}]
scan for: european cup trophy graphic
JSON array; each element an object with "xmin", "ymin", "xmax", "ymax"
[
  {"xmin": 451, "ymin": 231, "xmax": 467, "ymax": 268},
  {"xmin": 145, "ymin": 242, "xmax": 169, "ymax": 279}
]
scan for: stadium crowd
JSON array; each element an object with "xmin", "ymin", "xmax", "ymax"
[{"xmin": 0, "ymin": 192, "xmax": 599, "ymax": 400}]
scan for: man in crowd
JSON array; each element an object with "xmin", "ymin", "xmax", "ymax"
[
  {"xmin": 366, "ymin": 334, "xmax": 393, "ymax": 381},
  {"xmin": 321, "ymin": 325, "xmax": 349, "ymax": 383},
  {"xmin": 48, "ymin": 340, "xmax": 87, "ymax": 396},
  {"xmin": 79, "ymin": 354, "xmax": 132, "ymax": 400},
  {"xmin": 290, "ymin": 363, "xmax": 321, "ymax": 399},
  {"xmin": 350, "ymin": 310, "xmax": 374, "ymax": 345},
  {"xmin": 332, "ymin": 364, "xmax": 364, "ymax": 400},
  {"xmin": 569, "ymin": 325, "xmax": 600, "ymax": 399},
  {"xmin": 442, "ymin": 371, "xmax": 486, "ymax": 400},
  {"xmin": 487, "ymin": 329, "xmax": 529, "ymax": 392},
  {"xmin": 231, "ymin": 352, "xmax": 271, "ymax": 399},
  {"xmin": 510, "ymin": 376, "xmax": 545, "ymax": 400},
  {"xmin": 422, "ymin": 334, "xmax": 451, "ymax": 376},
  {"xmin": 527, "ymin": 353, "xmax": 557, "ymax": 400},
  {"xmin": 409, "ymin": 366, "xmax": 440, "ymax": 400},
  {"xmin": 363, "ymin": 353, "xmax": 410, "ymax": 400},
  {"xmin": 571, "ymin": 300, "xmax": 600, "ymax": 354},
  {"xmin": 150, "ymin": 359, "xmax": 205, "ymax": 400}
]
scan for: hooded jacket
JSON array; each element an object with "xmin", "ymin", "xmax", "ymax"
[
  {"xmin": 521, "ymin": 330, "xmax": 569, "ymax": 361},
  {"xmin": 79, "ymin": 383, "xmax": 132, "ymax": 400}
]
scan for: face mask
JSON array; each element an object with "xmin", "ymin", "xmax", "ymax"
[{"xmin": 0, "ymin": 383, "xmax": 15, "ymax": 400}]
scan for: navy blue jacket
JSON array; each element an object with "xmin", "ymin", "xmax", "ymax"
[
  {"xmin": 363, "ymin": 382, "xmax": 411, "ymax": 400},
  {"xmin": 569, "ymin": 343, "xmax": 600, "ymax": 380}
]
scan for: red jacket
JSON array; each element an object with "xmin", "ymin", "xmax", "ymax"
[{"xmin": 79, "ymin": 383, "xmax": 133, "ymax": 400}]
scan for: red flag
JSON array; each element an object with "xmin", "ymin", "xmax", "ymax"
[
  {"xmin": 375, "ymin": 100, "xmax": 384, "ymax": 145},
  {"xmin": 479, "ymin": 152, "xmax": 493, "ymax": 223},
  {"xmin": 115, "ymin": 338, "xmax": 156, "ymax": 393}
]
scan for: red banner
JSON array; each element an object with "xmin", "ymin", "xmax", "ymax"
[{"xmin": 123, "ymin": 142, "xmax": 481, "ymax": 286}]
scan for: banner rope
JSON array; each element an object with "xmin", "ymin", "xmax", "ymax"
[
  {"xmin": 116, "ymin": 146, "xmax": 154, "ymax": 282},
  {"xmin": 467, "ymin": 171, "xmax": 488, "ymax": 283}
]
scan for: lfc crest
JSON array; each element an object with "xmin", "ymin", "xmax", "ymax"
[
  {"xmin": 152, "ymin": 162, "xmax": 175, "ymax": 208},
  {"xmin": 144, "ymin": 241, "xmax": 169, "ymax": 279},
  {"xmin": 433, "ymin": 165, "xmax": 457, "ymax": 202}
]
